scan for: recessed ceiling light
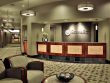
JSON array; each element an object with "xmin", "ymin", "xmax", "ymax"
[{"xmin": 78, "ymin": 3, "xmax": 94, "ymax": 11}]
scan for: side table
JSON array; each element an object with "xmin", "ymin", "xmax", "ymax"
[{"xmin": 43, "ymin": 75, "xmax": 86, "ymax": 83}]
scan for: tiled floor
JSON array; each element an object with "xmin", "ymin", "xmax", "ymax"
[{"xmin": 0, "ymin": 44, "xmax": 110, "ymax": 83}]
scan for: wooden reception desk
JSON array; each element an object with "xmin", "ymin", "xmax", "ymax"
[
  {"xmin": 23, "ymin": 41, "xmax": 106, "ymax": 58},
  {"xmin": 37, "ymin": 42, "xmax": 106, "ymax": 58}
]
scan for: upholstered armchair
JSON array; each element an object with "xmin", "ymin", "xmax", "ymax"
[
  {"xmin": 4, "ymin": 55, "xmax": 44, "ymax": 83},
  {"xmin": 0, "ymin": 59, "xmax": 24, "ymax": 83}
]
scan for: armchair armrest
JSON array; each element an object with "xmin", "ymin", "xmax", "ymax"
[
  {"xmin": 6, "ymin": 67, "xmax": 27, "ymax": 83},
  {"xmin": 27, "ymin": 61, "xmax": 44, "ymax": 71}
]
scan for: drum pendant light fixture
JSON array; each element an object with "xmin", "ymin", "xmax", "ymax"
[
  {"xmin": 20, "ymin": 0, "xmax": 36, "ymax": 16},
  {"xmin": 78, "ymin": 0, "xmax": 94, "ymax": 12}
]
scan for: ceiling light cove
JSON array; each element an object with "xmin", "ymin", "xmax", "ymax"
[{"xmin": 78, "ymin": 3, "xmax": 94, "ymax": 11}]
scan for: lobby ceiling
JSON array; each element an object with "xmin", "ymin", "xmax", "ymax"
[
  {"xmin": 0, "ymin": 0, "xmax": 62, "ymax": 20},
  {"xmin": 0, "ymin": 0, "xmax": 21, "ymax": 6},
  {"xmin": 0, "ymin": 0, "xmax": 110, "ymax": 26}
]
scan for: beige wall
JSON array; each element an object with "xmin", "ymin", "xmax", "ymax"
[
  {"xmin": 91, "ymin": 24, "xmax": 95, "ymax": 42},
  {"xmin": 53, "ymin": 24, "xmax": 62, "ymax": 42},
  {"xmin": 21, "ymin": 17, "xmax": 29, "ymax": 53},
  {"xmin": 98, "ymin": 19, "xmax": 110, "ymax": 60},
  {"xmin": 32, "ymin": 23, "xmax": 44, "ymax": 42},
  {"xmin": 43, "ymin": 24, "xmax": 51, "ymax": 41},
  {"xmin": 31, "ymin": 23, "xmax": 44, "ymax": 55},
  {"xmin": 21, "ymin": 17, "xmax": 33, "ymax": 55},
  {"xmin": 27, "ymin": 17, "xmax": 32, "ymax": 55}
]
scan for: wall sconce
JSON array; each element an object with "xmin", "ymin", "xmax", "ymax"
[
  {"xmin": 95, "ymin": 24, "xmax": 98, "ymax": 30},
  {"xmin": 42, "ymin": 27, "xmax": 44, "ymax": 32}
]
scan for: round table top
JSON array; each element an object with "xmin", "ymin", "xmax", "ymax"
[{"xmin": 43, "ymin": 75, "xmax": 86, "ymax": 83}]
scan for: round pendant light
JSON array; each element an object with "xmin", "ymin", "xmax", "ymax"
[
  {"xmin": 20, "ymin": 10, "xmax": 36, "ymax": 16},
  {"xmin": 20, "ymin": 0, "xmax": 36, "ymax": 16},
  {"xmin": 78, "ymin": 3, "xmax": 94, "ymax": 11}
]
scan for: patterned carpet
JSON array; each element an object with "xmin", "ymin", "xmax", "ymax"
[
  {"xmin": 30, "ymin": 58, "xmax": 110, "ymax": 83},
  {"xmin": 0, "ymin": 44, "xmax": 21, "ymax": 60},
  {"xmin": 0, "ymin": 45, "xmax": 110, "ymax": 83}
]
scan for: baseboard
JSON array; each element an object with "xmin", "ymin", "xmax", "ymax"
[
  {"xmin": 21, "ymin": 52, "xmax": 27, "ymax": 55},
  {"xmin": 105, "ymin": 60, "xmax": 110, "ymax": 64},
  {"xmin": 27, "ymin": 55, "xmax": 39, "ymax": 58}
]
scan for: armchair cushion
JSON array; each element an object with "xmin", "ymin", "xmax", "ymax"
[
  {"xmin": 9, "ymin": 55, "xmax": 28, "ymax": 68},
  {"xmin": 27, "ymin": 70, "xmax": 43, "ymax": 83},
  {"xmin": 27, "ymin": 61, "xmax": 44, "ymax": 71},
  {"xmin": 0, "ymin": 60, "xmax": 5, "ymax": 79},
  {"xmin": 6, "ymin": 67, "xmax": 27, "ymax": 83},
  {"xmin": 0, "ymin": 78, "xmax": 23, "ymax": 83}
]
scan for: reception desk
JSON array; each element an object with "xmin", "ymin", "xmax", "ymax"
[{"xmin": 37, "ymin": 42, "xmax": 106, "ymax": 58}]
